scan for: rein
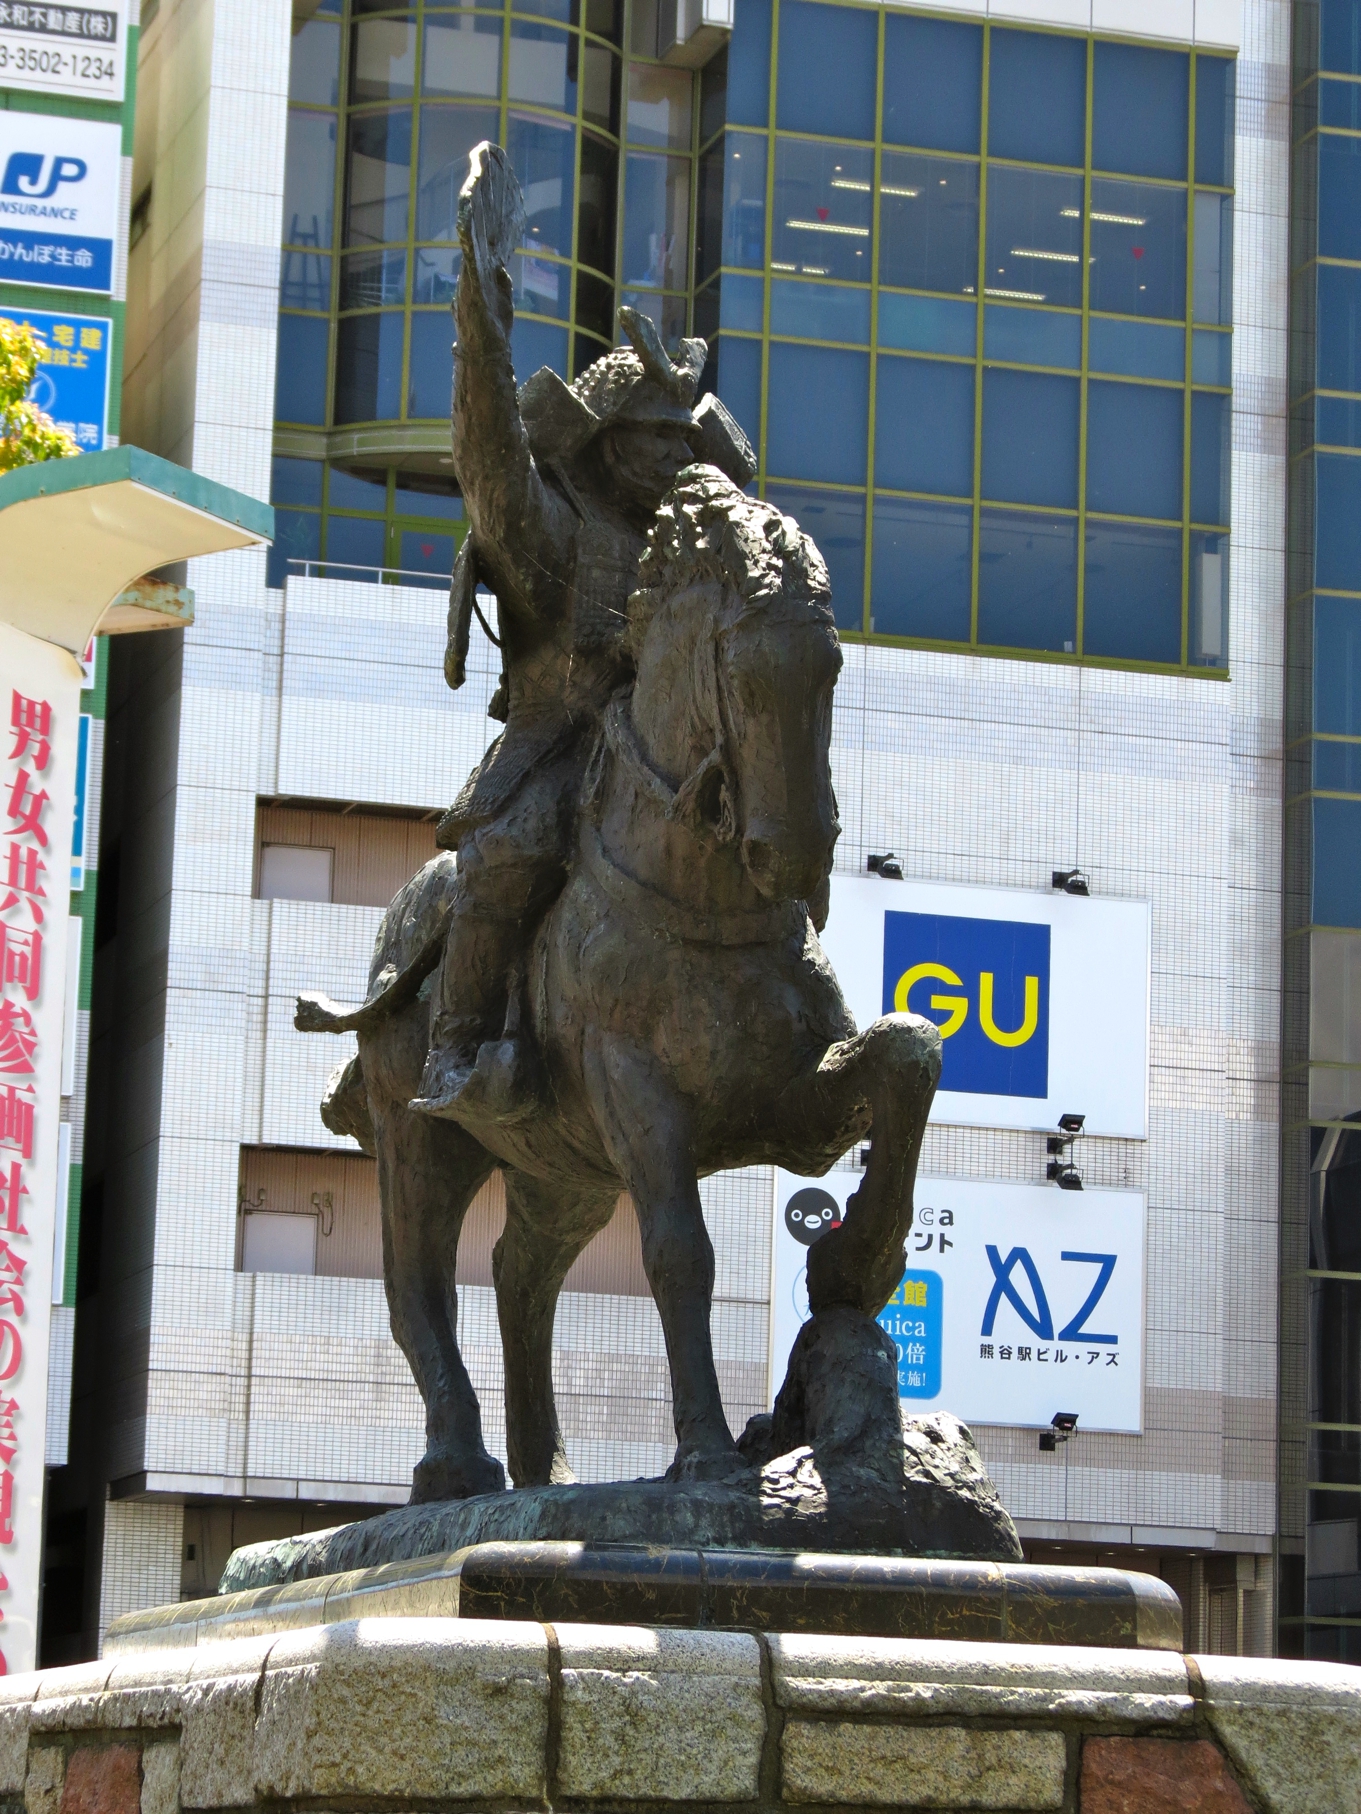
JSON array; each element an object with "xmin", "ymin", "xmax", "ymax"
[{"xmin": 581, "ymin": 824, "xmax": 802, "ymax": 949}]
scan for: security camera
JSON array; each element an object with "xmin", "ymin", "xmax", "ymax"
[{"xmin": 1052, "ymin": 1412, "xmax": 1079, "ymax": 1433}]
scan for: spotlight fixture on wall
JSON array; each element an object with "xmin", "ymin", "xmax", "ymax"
[
  {"xmin": 1039, "ymin": 1411, "xmax": 1079, "ymax": 1452},
  {"xmin": 1051, "ymin": 868, "xmax": 1090, "ymax": 895},
  {"xmin": 867, "ymin": 853, "xmax": 904, "ymax": 880},
  {"xmin": 1046, "ymin": 1112, "xmax": 1085, "ymax": 1190}
]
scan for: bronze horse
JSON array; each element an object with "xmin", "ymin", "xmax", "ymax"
[{"xmin": 300, "ymin": 468, "xmax": 941, "ymax": 1502}]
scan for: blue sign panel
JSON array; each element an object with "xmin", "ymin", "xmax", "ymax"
[
  {"xmin": 0, "ymin": 307, "xmax": 109, "ymax": 449},
  {"xmin": 877, "ymin": 1270, "xmax": 942, "ymax": 1398},
  {"xmin": 882, "ymin": 910, "xmax": 1051, "ymax": 1099}
]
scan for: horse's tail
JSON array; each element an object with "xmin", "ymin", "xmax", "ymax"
[{"xmin": 294, "ymin": 851, "xmax": 459, "ymax": 1035}]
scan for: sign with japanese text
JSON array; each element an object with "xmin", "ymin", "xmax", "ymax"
[
  {"xmin": 0, "ymin": 622, "xmax": 77, "ymax": 1675},
  {"xmin": 0, "ymin": 307, "xmax": 110, "ymax": 451},
  {"xmin": 0, "ymin": 3, "xmax": 125, "ymax": 104},
  {"xmin": 820, "ymin": 875, "xmax": 1151, "ymax": 1137},
  {"xmin": 771, "ymin": 1171, "xmax": 1145, "ymax": 1434},
  {"xmin": 0, "ymin": 112, "xmax": 120, "ymax": 294}
]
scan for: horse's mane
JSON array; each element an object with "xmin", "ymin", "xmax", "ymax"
[{"xmin": 626, "ymin": 465, "xmax": 833, "ymax": 653}]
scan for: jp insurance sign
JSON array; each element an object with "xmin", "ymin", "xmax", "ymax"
[
  {"xmin": 772, "ymin": 1171, "xmax": 1145, "ymax": 1434},
  {"xmin": 820, "ymin": 875, "xmax": 1151, "ymax": 1137},
  {"xmin": 0, "ymin": 112, "xmax": 120, "ymax": 293},
  {"xmin": 0, "ymin": 3, "xmax": 126, "ymax": 103}
]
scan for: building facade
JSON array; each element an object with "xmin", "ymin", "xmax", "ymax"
[{"xmin": 48, "ymin": 0, "xmax": 1308, "ymax": 1662}]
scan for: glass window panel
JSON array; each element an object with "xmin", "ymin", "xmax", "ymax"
[
  {"xmin": 1192, "ymin": 327, "xmax": 1232, "ymax": 386},
  {"xmin": 987, "ymin": 28, "xmax": 1086, "ymax": 169},
  {"xmin": 772, "ymin": 139, "xmax": 873, "ymax": 283},
  {"xmin": 1320, "ymin": 397, "xmax": 1361, "ymax": 449},
  {"xmin": 977, "ymin": 509, "xmax": 1077, "ymax": 652},
  {"xmin": 1083, "ymin": 521, "xmax": 1183, "ymax": 662},
  {"xmin": 290, "ymin": 18, "xmax": 341, "ymax": 106},
  {"xmin": 700, "ymin": 44, "xmax": 727, "ymax": 143},
  {"xmin": 350, "ymin": 14, "xmax": 416, "ymax": 102},
  {"xmin": 1323, "ymin": 2, "xmax": 1361, "ymax": 74},
  {"xmin": 765, "ymin": 485, "xmax": 865, "ymax": 632},
  {"xmin": 280, "ymin": 248, "xmax": 331, "ymax": 311},
  {"xmin": 416, "ymin": 103, "xmax": 500, "ymax": 242},
  {"xmin": 871, "ymin": 498, "xmax": 972, "ymax": 640},
  {"xmin": 1316, "ymin": 597, "xmax": 1361, "ymax": 737},
  {"xmin": 1193, "ymin": 190, "xmax": 1233, "ymax": 325},
  {"xmin": 584, "ymin": 0, "xmax": 623, "ymax": 46},
  {"xmin": 341, "ymin": 247, "xmax": 406, "ymax": 310},
  {"xmin": 325, "ymin": 513, "xmax": 387, "ymax": 576},
  {"xmin": 1087, "ymin": 379, "xmax": 1183, "ymax": 520},
  {"xmin": 766, "ymin": 343, "xmax": 869, "ymax": 484},
  {"xmin": 575, "ymin": 331, "xmax": 609, "ymax": 377},
  {"xmin": 1190, "ymin": 529, "xmax": 1229, "ymax": 666},
  {"xmin": 271, "ymin": 457, "xmax": 323, "ymax": 508},
  {"xmin": 728, "ymin": 0, "xmax": 771, "ymax": 127},
  {"xmin": 407, "ymin": 310, "xmax": 454, "ymax": 416},
  {"xmin": 1092, "ymin": 40, "xmax": 1189, "ymax": 181},
  {"xmin": 1089, "ymin": 316, "xmax": 1185, "ymax": 380},
  {"xmin": 1320, "ymin": 264, "xmax": 1361, "ymax": 393},
  {"xmin": 720, "ymin": 272, "xmax": 764, "ymax": 331},
  {"xmin": 874, "ymin": 354, "xmax": 973, "ymax": 496},
  {"xmin": 334, "ymin": 311, "xmax": 404, "ymax": 422},
  {"xmin": 1314, "ymin": 740, "xmax": 1361, "ymax": 791},
  {"xmin": 1323, "ymin": 78, "xmax": 1361, "ymax": 131},
  {"xmin": 393, "ymin": 476, "xmax": 462, "ymax": 519},
  {"xmin": 1318, "ymin": 451, "xmax": 1361, "ymax": 591},
  {"xmin": 1311, "ymin": 930, "xmax": 1361, "ymax": 1070},
  {"xmin": 716, "ymin": 333, "xmax": 761, "ymax": 448},
  {"xmin": 624, "ymin": 153, "xmax": 690, "ymax": 290},
  {"xmin": 1089, "ymin": 178, "xmax": 1188, "ymax": 321},
  {"xmin": 877, "ymin": 292, "xmax": 976, "ymax": 356},
  {"xmin": 583, "ymin": 42, "xmax": 621, "ymax": 133},
  {"xmin": 1191, "ymin": 390, "xmax": 1231, "ymax": 525},
  {"xmin": 983, "ymin": 165, "xmax": 1084, "ymax": 309},
  {"xmin": 284, "ymin": 109, "xmax": 337, "ymax": 249},
  {"xmin": 398, "ymin": 528, "xmax": 457, "ymax": 582},
  {"xmin": 509, "ymin": 21, "xmax": 576, "ymax": 114},
  {"xmin": 328, "ymin": 464, "xmax": 387, "ymax": 510},
  {"xmin": 422, "ymin": 14, "xmax": 501, "ymax": 98},
  {"xmin": 1195, "ymin": 54, "xmax": 1236, "ymax": 187},
  {"xmin": 513, "ymin": 0, "xmax": 571, "ymax": 17},
  {"xmin": 1320, "ymin": 136, "xmax": 1361, "ymax": 262},
  {"xmin": 575, "ymin": 268, "xmax": 616, "ymax": 341},
  {"xmin": 1315, "ymin": 798, "xmax": 1361, "ymax": 928},
  {"xmin": 267, "ymin": 508, "xmax": 321, "ymax": 589},
  {"xmin": 511, "ymin": 314, "xmax": 568, "ymax": 377},
  {"xmin": 770, "ymin": 279, "xmax": 870, "ymax": 344},
  {"xmin": 981, "ymin": 368, "xmax": 1079, "ymax": 509},
  {"xmin": 983, "ymin": 305, "xmax": 1081, "ymax": 369},
  {"xmin": 508, "ymin": 113, "xmax": 576, "ymax": 258},
  {"xmin": 879, "ymin": 152, "xmax": 978, "ymax": 296},
  {"xmin": 620, "ymin": 288, "xmax": 689, "ymax": 349},
  {"xmin": 777, "ymin": 0, "xmax": 876, "ymax": 140},
  {"xmin": 510, "ymin": 249, "xmax": 570, "ymax": 316},
  {"xmin": 628, "ymin": 63, "xmax": 692, "ymax": 148},
  {"xmin": 275, "ymin": 314, "xmax": 330, "ymax": 423},
  {"xmin": 696, "ymin": 132, "xmax": 766, "ymax": 282},
  {"xmin": 413, "ymin": 245, "xmax": 459, "ymax": 303},
  {"xmin": 345, "ymin": 109, "xmax": 411, "ymax": 247},
  {"xmin": 578, "ymin": 133, "xmax": 619, "ymax": 276},
  {"xmin": 882, "ymin": 13, "xmax": 981, "ymax": 155}
]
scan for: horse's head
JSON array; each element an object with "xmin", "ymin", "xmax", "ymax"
[{"xmin": 627, "ymin": 467, "xmax": 842, "ymax": 904}]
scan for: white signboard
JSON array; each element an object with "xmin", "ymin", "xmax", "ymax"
[
  {"xmin": 0, "ymin": 3, "xmax": 126, "ymax": 104},
  {"xmin": 820, "ymin": 874, "xmax": 1150, "ymax": 1137},
  {"xmin": 0, "ymin": 112, "xmax": 121, "ymax": 295},
  {"xmin": 772, "ymin": 1171, "xmax": 1145, "ymax": 1435},
  {"xmin": 0, "ymin": 623, "xmax": 78, "ymax": 1675}
]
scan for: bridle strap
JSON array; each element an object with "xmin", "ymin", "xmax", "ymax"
[
  {"xmin": 603, "ymin": 691, "xmax": 735, "ymax": 841},
  {"xmin": 581, "ymin": 824, "xmax": 802, "ymax": 949}
]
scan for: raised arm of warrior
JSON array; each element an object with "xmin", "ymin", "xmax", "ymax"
[{"xmin": 452, "ymin": 143, "xmax": 571, "ymax": 616}]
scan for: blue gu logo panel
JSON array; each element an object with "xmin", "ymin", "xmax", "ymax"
[{"xmin": 883, "ymin": 911, "xmax": 1051, "ymax": 1099}]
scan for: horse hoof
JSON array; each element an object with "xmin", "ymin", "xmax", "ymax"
[{"xmin": 410, "ymin": 1451, "xmax": 507, "ymax": 1504}]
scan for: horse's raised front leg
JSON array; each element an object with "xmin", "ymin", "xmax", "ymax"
[
  {"xmin": 493, "ymin": 1169, "xmax": 619, "ymax": 1488},
  {"xmin": 584, "ymin": 1033, "xmax": 739, "ymax": 1476},
  {"xmin": 779, "ymin": 1012, "xmax": 942, "ymax": 1317},
  {"xmin": 370, "ymin": 1070, "xmax": 505, "ymax": 1503}
]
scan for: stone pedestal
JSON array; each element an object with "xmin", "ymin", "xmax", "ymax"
[{"xmin": 3, "ymin": 1619, "xmax": 1358, "ymax": 1814}]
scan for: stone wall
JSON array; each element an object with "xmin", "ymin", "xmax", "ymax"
[{"xmin": 1, "ymin": 1621, "xmax": 1357, "ymax": 1814}]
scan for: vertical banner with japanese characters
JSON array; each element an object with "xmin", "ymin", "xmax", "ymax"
[
  {"xmin": 0, "ymin": 622, "xmax": 77, "ymax": 1675},
  {"xmin": 771, "ymin": 1170, "xmax": 1145, "ymax": 1435}
]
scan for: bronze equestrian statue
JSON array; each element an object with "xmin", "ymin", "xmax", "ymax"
[{"xmin": 297, "ymin": 146, "xmax": 947, "ymax": 1514}]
